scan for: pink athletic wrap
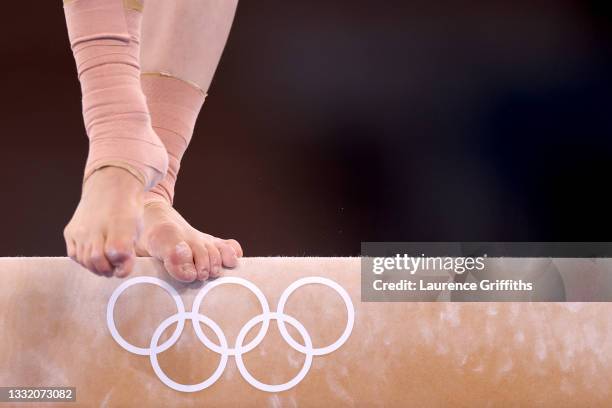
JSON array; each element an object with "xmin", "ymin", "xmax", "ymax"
[
  {"xmin": 64, "ymin": 0, "xmax": 168, "ymax": 189},
  {"xmin": 141, "ymin": 74, "xmax": 206, "ymax": 204}
]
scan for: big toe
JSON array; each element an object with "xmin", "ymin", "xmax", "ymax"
[
  {"xmin": 146, "ymin": 224, "xmax": 197, "ymax": 282},
  {"xmin": 166, "ymin": 241, "xmax": 198, "ymax": 282},
  {"xmin": 105, "ymin": 228, "xmax": 137, "ymax": 277}
]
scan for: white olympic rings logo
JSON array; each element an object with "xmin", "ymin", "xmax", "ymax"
[{"xmin": 106, "ymin": 276, "xmax": 355, "ymax": 393}]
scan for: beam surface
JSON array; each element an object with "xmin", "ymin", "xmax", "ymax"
[{"xmin": 0, "ymin": 257, "xmax": 611, "ymax": 407}]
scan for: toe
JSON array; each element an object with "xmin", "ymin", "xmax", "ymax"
[
  {"xmin": 65, "ymin": 237, "xmax": 77, "ymax": 262},
  {"xmin": 91, "ymin": 237, "xmax": 113, "ymax": 276},
  {"xmin": 146, "ymin": 223, "xmax": 197, "ymax": 282},
  {"xmin": 115, "ymin": 256, "xmax": 134, "ymax": 278},
  {"xmin": 81, "ymin": 243, "xmax": 100, "ymax": 275},
  {"xmin": 215, "ymin": 240, "xmax": 238, "ymax": 268},
  {"xmin": 105, "ymin": 230, "xmax": 135, "ymax": 277},
  {"xmin": 75, "ymin": 242, "xmax": 88, "ymax": 271},
  {"xmin": 206, "ymin": 242, "xmax": 222, "ymax": 278},
  {"xmin": 63, "ymin": 226, "xmax": 77, "ymax": 261},
  {"xmin": 190, "ymin": 240, "xmax": 210, "ymax": 281},
  {"xmin": 225, "ymin": 239, "xmax": 244, "ymax": 257},
  {"xmin": 165, "ymin": 241, "xmax": 198, "ymax": 282}
]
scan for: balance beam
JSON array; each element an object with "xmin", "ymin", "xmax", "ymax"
[{"xmin": 1, "ymin": 257, "xmax": 610, "ymax": 406}]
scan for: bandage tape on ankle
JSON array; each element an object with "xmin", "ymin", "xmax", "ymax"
[
  {"xmin": 141, "ymin": 73, "xmax": 206, "ymax": 203},
  {"xmin": 65, "ymin": 0, "xmax": 169, "ymax": 189}
]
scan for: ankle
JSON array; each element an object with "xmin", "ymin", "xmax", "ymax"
[
  {"xmin": 83, "ymin": 166, "xmax": 145, "ymax": 197},
  {"xmin": 144, "ymin": 191, "xmax": 172, "ymax": 207}
]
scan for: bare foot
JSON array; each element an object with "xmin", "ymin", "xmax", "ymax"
[
  {"xmin": 63, "ymin": 167, "xmax": 144, "ymax": 277},
  {"xmin": 136, "ymin": 199, "xmax": 243, "ymax": 282}
]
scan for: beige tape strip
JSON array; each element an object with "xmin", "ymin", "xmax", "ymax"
[
  {"xmin": 63, "ymin": 0, "xmax": 143, "ymax": 12},
  {"xmin": 124, "ymin": 0, "xmax": 144, "ymax": 12},
  {"xmin": 141, "ymin": 71, "xmax": 208, "ymax": 97}
]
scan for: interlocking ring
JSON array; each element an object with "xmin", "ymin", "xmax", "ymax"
[
  {"xmin": 191, "ymin": 277, "xmax": 270, "ymax": 355},
  {"xmin": 107, "ymin": 277, "xmax": 186, "ymax": 356},
  {"xmin": 150, "ymin": 312, "xmax": 229, "ymax": 393},
  {"xmin": 106, "ymin": 276, "xmax": 355, "ymax": 393},
  {"xmin": 277, "ymin": 276, "xmax": 354, "ymax": 356}
]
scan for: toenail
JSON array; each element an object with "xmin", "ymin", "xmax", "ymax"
[
  {"xmin": 182, "ymin": 265, "xmax": 196, "ymax": 278},
  {"xmin": 213, "ymin": 265, "xmax": 220, "ymax": 275},
  {"xmin": 175, "ymin": 242, "xmax": 190, "ymax": 255},
  {"xmin": 115, "ymin": 265, "xmax": 126, "ymax": 277},
  {"xmin": 107, "ymin": 248, "xmax": 130, "ymax": 260}
]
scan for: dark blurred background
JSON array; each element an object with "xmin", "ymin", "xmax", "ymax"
[{"xmin": 1, "ymin": 1, "xmax": 611, "ymax": 256}]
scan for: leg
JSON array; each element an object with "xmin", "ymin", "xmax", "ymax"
[
  {"xmin": 62, "ymin": 0, "xmax": 169, "ymax": 277},
  {"xmin": 140, "ymin": 0, "xmax": 238, "ymax": 91},
  {"xmin": 135, "ymin": 0, "xmax": 242, "ymax": 282}
]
